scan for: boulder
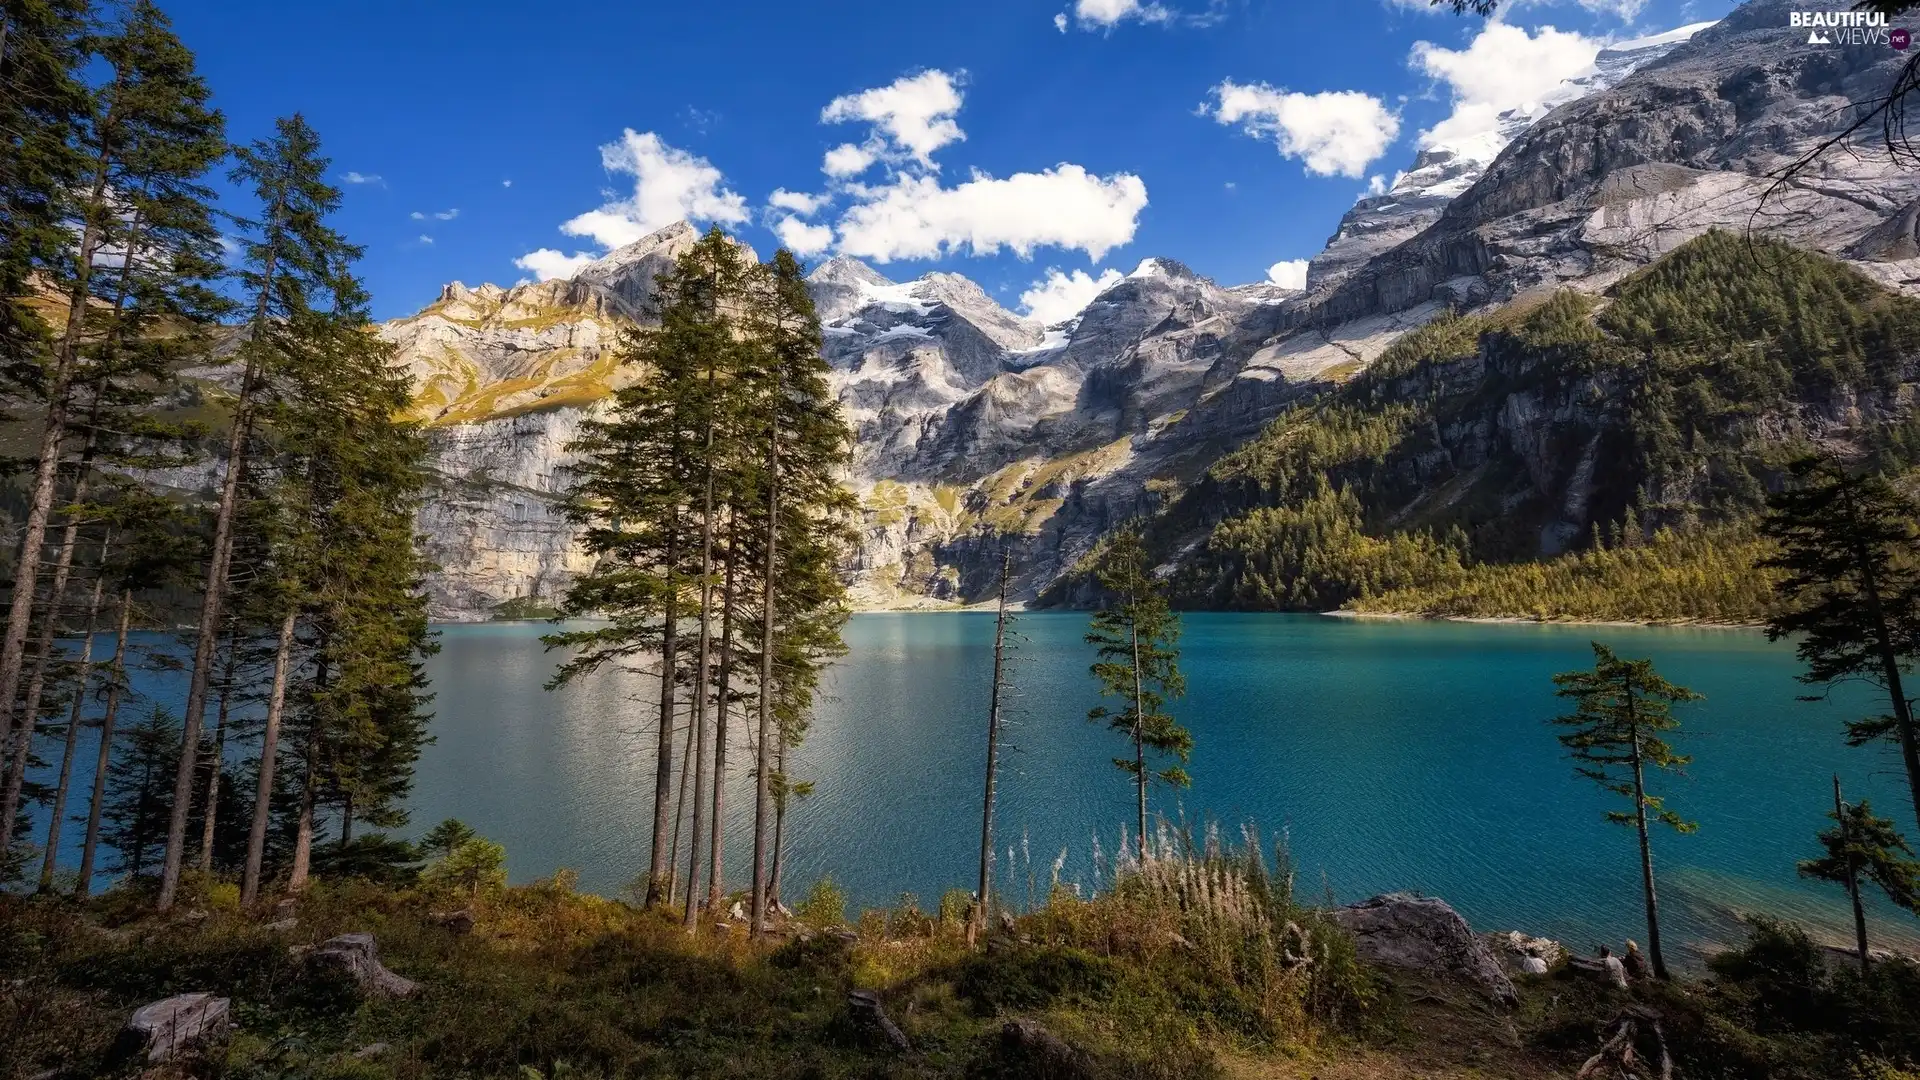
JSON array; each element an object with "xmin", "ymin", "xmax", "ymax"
[
  {"xmin": 121, "ymin": 992, "xmax": 231, "ymax": 1064},
  {"xmin": 311, "ymin": 933, "xmax": 419, "ymax": 998},
  {"xmin": 1331, "ymin": 893, "xmax": 1517, "ymax": 1006},
  {"xmin": 1485, "ymin": 929, "xmax": 1568, "ymax": 974}
]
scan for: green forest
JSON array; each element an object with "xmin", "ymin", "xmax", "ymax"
[{"xmin": 1137, "ymin": 232, "xmax": 1920, "ymax": 623}]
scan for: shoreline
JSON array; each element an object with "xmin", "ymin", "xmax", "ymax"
[{"xmin": 1319, "ymin": 609, "xmax": 1765, "ymax": 631}]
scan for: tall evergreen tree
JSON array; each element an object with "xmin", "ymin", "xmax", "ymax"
[
  {"xmin": 1800, "ymin": 775, "xmax": 1920, "ymax": 973},
  {"xmin": 1552, "ymin": 642, "xmax": 1700, "ymax": 980},
  {"xmin": 158, "ymin": 113, "xmax": 359, "ymax": 910},
  {"xmin": 1086, "ymin": 528, "xmax": 1190, "ymax": 861},
  {"xmin": 743, "ymin": 249, "xmax": 853, "ymax": 939},
  {"xmin": 0, "ymin": 0, "xmax": 226, "ymax": 860},
  {"xmin": 1762, "ymin": 455, "xmax": 1920, "ymax": 837},
  {"xmin": 547, "ymin": 233, "xmax": 740, "ymax": 908}
]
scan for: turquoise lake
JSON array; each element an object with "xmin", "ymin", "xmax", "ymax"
[
  {"xmin": 412, "ymin": 613, "xmax": 1914, "ymax": 962},
  {"xmin": 24, "ymin": 612, "xmax": 1919, "ymax": 962}
]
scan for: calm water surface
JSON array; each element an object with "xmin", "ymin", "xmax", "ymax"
[{"xmin": 411, "ymin": 613, "xmax": 1916, "ymax": 959}]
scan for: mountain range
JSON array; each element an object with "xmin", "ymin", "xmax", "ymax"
[{"xmin": 383, "ymin": 0, "xmax": 1920, "ymax": 621}]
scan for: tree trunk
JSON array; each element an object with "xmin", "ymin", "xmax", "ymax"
[
  {"xmin": 770, "ymin": 733, "xmax": 789, "ymax": 909},
  {"xmin": 684, "ymin": 401, "xmax": 721, "ymax": 932},
  {"xmin": 648, "ymin": 535, "xmax": 679, "ymax": 908},
  {"xmin": 669, "ymin": 707, "xmax": 690, "ymax": 906},
  {"xmin": 158, "ymin": 184, "xmax": 285, "ymax": 913},
  {"xmin": 977, "ymin": 551, "xmax": 1012, "ymax": 931},
  {"xmin": 0, "ymin": 487, "xmax": 88, "ymax": 852},
  {"xmin": 75, "ymin": 587, "xmax": 132, "ymax": 896},
  {"xmin": 706, "ymin": 511, "xmax": 739, "ymax": 910},
  {"xmin": 1854, "ymin": 536, "xmax": 1920, "ymax": 838},
  {"xmin": 0, "ymin": 107, "xmax": 121, "ymax": 778},
  {"xmin": 241, "ymin": 610, "xmax": 297, "ymax": 907},
  {"xmin": 196, "ymin": 637, "xmax": 240, "ymax": 873},
  {"xmin": 1130, "ymin": 608, "xmax": 1147, "ymax": 862},
  {"xmin": 38, "ymin": 556, "xmax": 107, "ymax": 890},
  {"xmin": 1625, "ymin": 691, "xmax": 1668, "ymax": 980},
  {"xmin": 1836, "ymin": 774, "xmax": 1871, "ymax": 973},
  {"xmin": 750, "ymin": 433, "xmax": 780, "ymax": 940},
  {"xmin": 288, "ymin": 761, "xmax": 316, "ymax": 893}
]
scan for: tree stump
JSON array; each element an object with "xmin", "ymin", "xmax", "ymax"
[
  {"xmin": 312, "ymin": 933, "xmax": 419, "ymax": 998},
  {"xmin": 847, "ymin": 989, "xmax": 910, "ymax": 1051},
  {"xmin": 1000, "ymin": 1019, "xmax": 1097, "ymax": 1079},
  {"xmin": 120, "ymin": 992, "xmax": 231, "ymax": 1064}
]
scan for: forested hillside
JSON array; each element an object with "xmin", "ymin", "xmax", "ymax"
[{"xmin": 1092, "ymin": 232, "xmax": 1920, "ymax": 621}]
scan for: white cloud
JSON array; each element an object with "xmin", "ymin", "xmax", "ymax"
[
  {"xmin": 772, "ymin": 216, "xmax": 835, "ymax": 257},
  {"xmin": 833, "ymin": 165, "xmax": 1147, "ymax": 263},
  {"xmin": 515, "ymin": 248, "xmax": 600, "ymax": 281},
  {"xmin": 1019, "ymin": 267, "xmax": 1124, "ymax": 324},
  {"xmin": 821, "ymin": 70, "xmax": 966, "ymax": 171},
  {"xmin": 417, "ymin": 234, "xmax": 434, "ymax": 245},
  {"xmin": 341, "ymin": 171, "xmax": 383, "ymax": 185},
  {"xmin": 553, "ymin": 129, "xmax": 748, "ymax": 249},
  {"xmin": 1204, "ymin": 82, "xmax": 1399, "ymax": 178},
  {"xmin": 502, "ymin": 179, "xmax": 513, "ymax": 188},
  {"xmin": 1071, "ymin": 0, "xmax": 1174, "ymax": 28},
  {"xmin": 769, "ymin": 188, "xmax": 830, "ymax": 216},
  {"xmin": 823, "ymin": 142, "xmax": 878, "ymax": 179},
  {"xmin": 1054, "ymin": 11, "xmax": 1069, "ymax": 30},
  {"xmin": 1366, "ymin": 174, "xmax": 1387, "ymax": 195},
  {"xmin": 1266, "ymin": 259, "xmax": 1308, "ymax": 289},
  {"xmin": 410, "ymin": 208, "xmax": 459, "ymax": 221},
  {"xmin": 1410, "ymin": 23, "xmax": 1601, "ymax": 159}
]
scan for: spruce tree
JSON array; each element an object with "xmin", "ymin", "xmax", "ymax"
[
  {"xmin": 742, "ymin": 249, "xmax": 853, "ymax": 938},
  {"xmin": 0, "ymin": 0, "xmax": 226, "ymax": 860},
  {"xmin": 158, "ymin": 113, "xmax": 361, "ymax": 910},
  {"xmin": 976, "ymin": 550, "xmax": 1015, "ymax": 938},
  {"xmin": 547, "ymin": 235, "xmax": 732, "ymax": 908},
  {"xmin": 1762, "ymin": 455, "xmax": 1920, "ymax": 836},
  {"xmin": 1086, "ymin": 527, "xmax": 1190, "ymax": 861},
  {"xmin": 1799, "ymin": 775, "xmax": 1920, "ymax": 972},
  {"xmin": 1552, "ymin": 642, "xmax": 1700, "ymax": 980}
]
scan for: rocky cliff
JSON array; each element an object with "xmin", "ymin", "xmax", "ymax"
[{"xmin": 401, "ymin": 0, "xmax": 1920, "ymax": 619}]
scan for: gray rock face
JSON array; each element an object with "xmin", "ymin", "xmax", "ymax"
[
  {"xmin": 123, "ymin": 992, "xmax": 231, "ymax": 1063},
  {"xmin": 1331, "ymin": 893, "xmax": 1517, "ymax": 1005}
]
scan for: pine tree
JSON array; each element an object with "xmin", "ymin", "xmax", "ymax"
[
  {"xmin": 1762, "ymin": 455, "xmax": 1920, "ymax": 837},
  {"xmin": 1086, "ymin": 528, "xmax": 1190, "ymax": 860},
  {"xmin": 0, "ymin": 0, "xmax": 88, "ymax": 376},
  {"xmin": 1799, "ymin": 775, "xmax": 1920, "ymax": 973},
  {"xmin": 158, "ymin": 113, "xmax": 363, "ymax": 911},
  {"xmin": 547, "ymin": 234, "xmax": 737, "ymax": 908},
  {"xmin": 102, "ymin": 706, "xmax": 184, "ymax": 880},
  {"xmin": 0, "ymin": 0, "xmax": 226, "ymax": 862},
  {"xmin": 74, "ymin": 489, "xmax": 193, "ymax": 895},
  {"xmin": 1551, "ymin": 642, "xmax": 1700, "ymax": 980},
  {"xmin": 742, "ymin": 249, "xmax": 854, "ymax": 939}
]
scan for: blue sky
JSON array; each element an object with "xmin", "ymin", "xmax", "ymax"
[{"xmin": 158, "ymin": 0, "xmax": 1737, "ymax": 322}]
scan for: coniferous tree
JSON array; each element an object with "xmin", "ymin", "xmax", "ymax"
[
  {"xmin": 0, "ymin": 0, "xmax": 88, "ymax": 379},
  {"xmin": 547, "ymin": 234, "xmax": 738, "ymax": 908},
  {"xmin": 102, "ymin": 705, "xmax": 184, "ymax": 880},
  {"xmin": 1552, "ymin": 642, "xmax": 1700, "ymax": 980},
  {"xmin": 743, "ymin": 249, "xmax": 853, "ymax": 938},
  {"xmin": 1800, "ymin": 775, "xmax": 1920, "ymax": 972},
  {"xmin": 1762, "ymin": 455, "xmax": 1920, "ymax": 837},
  {"xmin": 159, "ymin": 113, "xmax": 364, "ymax": 910},
  {"xmin": 0, "ymin": 0, "xmax": 226, "ymax": 861},
  {"xmin": 1086, "ymin": 528, "xmax": 1190, "ymax": 861}
]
